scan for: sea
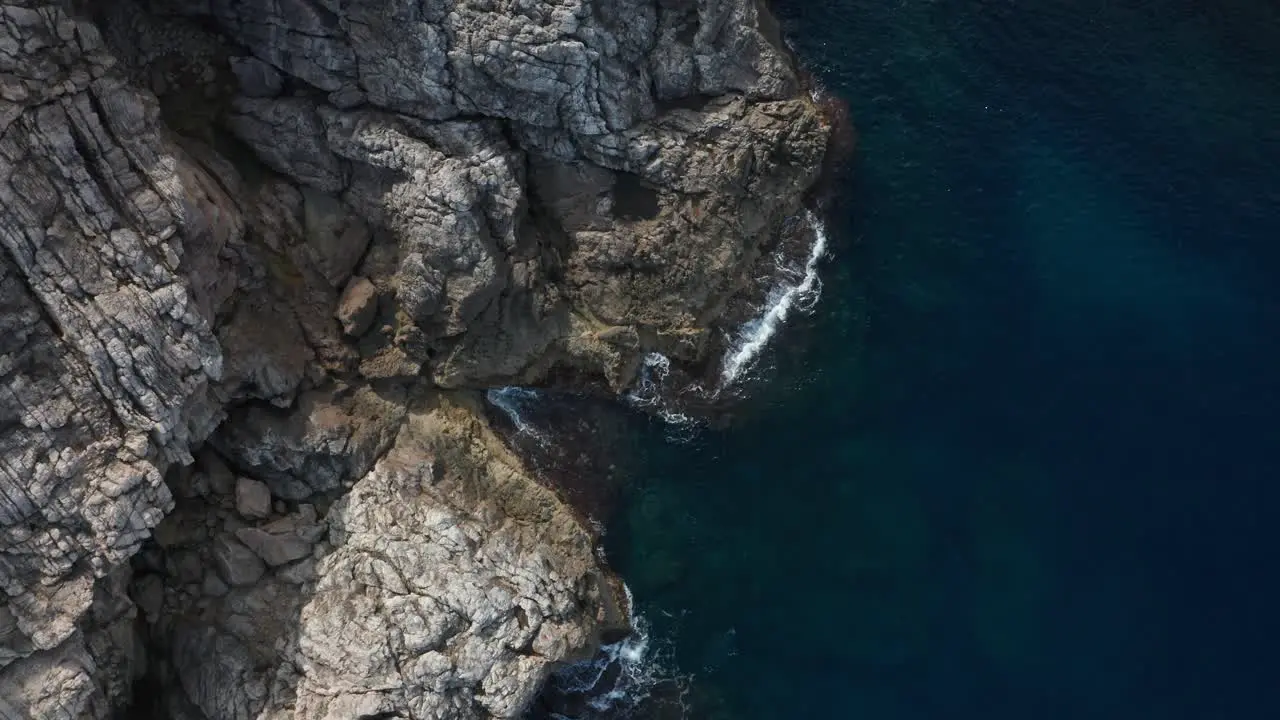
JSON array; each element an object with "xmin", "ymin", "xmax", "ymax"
[{"xmin": 519, "ymin": 1, "xmax": 1280, "ymax": 718}]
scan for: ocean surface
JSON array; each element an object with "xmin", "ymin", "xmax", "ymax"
[{"xmin": 530, "ymin": 1, "xmax": 1280, "ymax": 718}]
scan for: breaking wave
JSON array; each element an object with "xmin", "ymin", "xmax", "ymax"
[
  {"xmin": 539, "ymin": 585, "xmax": 688, "ymax": 719},
  {"xmin": 485, "ymin": 386, "xmax": 549, "ymax": 445},
  {"xmin": 719, "ymin": 211, "xmax": 830, "ymax": 388},
  {"xmin": 625, "ymin": 353, "xmax": 702, "ymax": 442}
]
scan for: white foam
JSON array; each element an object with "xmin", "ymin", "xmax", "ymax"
[
  {"xmin": 719, "ymin": 211, "xmax": 830, "ymax": 388},
  {"xmin": 626, "ymin": 353, "xmax": 701, "ymax": 441},
  {"xmin": 625, "ymin": 353, "xmax": 671, "ymax": 410},
  {"xmin": 544, "ymin": 583, "xmax": 687, "ymax": 718},
  {"xmin": 484, "ymin": 386, "xmax": 549, "ymax": 445}
]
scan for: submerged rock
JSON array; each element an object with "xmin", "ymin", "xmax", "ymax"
[{"xmin": 0, "ymin": 0, "xmax": 832, "ymax": 716}]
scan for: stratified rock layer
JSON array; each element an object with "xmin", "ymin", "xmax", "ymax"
[
  {"xmin": 0, "ymin": 0, "xmax": 830, "ymax": 716},
  {"xmin": 133, "ymin": 394, "xmax": 624, "ymax": 720}
]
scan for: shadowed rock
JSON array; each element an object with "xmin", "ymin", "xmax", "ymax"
[{"xmin": 0, "ymin": 0, "xmax": 832, "ymax": 716}]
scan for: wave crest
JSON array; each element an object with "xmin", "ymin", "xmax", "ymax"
[
  {"xmin": 485, "ymin": 386, "xmax": 550, "ymax": 445},
  {"xmin": 626, "ymin": 352, "xmax": 702, "ymax": 442},
  {"xmin": 535, "ymin": 585, "xmax": 689, "ymax": 719},
  {"xmin": 719, "ymin": 211, "xmax": 830, "ymax": 388}
]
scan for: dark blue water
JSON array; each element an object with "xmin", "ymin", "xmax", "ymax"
[{"xmin": 604, "ymin": 2, "xmax": 1280, "ymax": 718}]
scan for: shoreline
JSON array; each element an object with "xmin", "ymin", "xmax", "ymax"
[
  {"xmin": 483, "ymin": 203, "xmax": 844, "ymax": 717},
  {"xmin": 0, "ymin": 0, "xmax": 841, "ymax": 717}
]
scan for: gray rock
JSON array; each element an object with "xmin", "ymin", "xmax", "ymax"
[
  {"xmin": 133, "ymin": 574, "xmax": 165, "ymax": 621},
  {"xmin": 213, "ymin": 387, "xmax": 406, "ymax": 501},
  {"xmin": 226, "ymin": 96, "xmax": 347, "ymax": 193},
  {"xmin": 276, "ymin": 557, "xmax": 318, "ymax": 585},
  {"xmin": 0, "ymin": 568, "xmax": 144, "ymax": 719},
  {"xmin": 216, "ymin": 294, "xmax": 313, "ymax": 406},
  {"xmin": 234, "ymin": 527, "xmax": 313, "ymax": 567},
  {"xmin": 201, "ymin": 450, "xmax": 237, "ymax": 498},
  {"xmin": 229, "ymin": 55, "xmax": 283, "ymax": 97},
  {"xmin": 0, "ymin": 4, "xmax": 232, "ymax": 714},
  {"xmin": 201, "ymin": 572, "xmax": 229, "ymax": 598},
  {"xmin": 0, "ymin": 632, "xmax": 104, "ymax": 719},
  {"xmin": 301, "ymin": 186, "xmax": 372, "ymax": 289},
  {"xmin": 1, "ymin": 0, "xmax": 827, "ymax": 715},
  {"xmin": 290, "ymin": 402, "xmax": 627, "ymax": 718},
  {"xmin": 328, "ymin": 84, "xmax": 366, "ymax": 109},
  {"xmin": 234, "ymin": 477, "xmax": 273, "ymax": 520},
  {"xmin": 169, "ymin": 550, "xmax": 205, "ymax": 586},
  {"xmin": 212, "ymin": 536, "xmax": 266, "ymax": 588},
  {"xmin": 145, "ymin": 0, "xmax": 826, "ymax": 390}
]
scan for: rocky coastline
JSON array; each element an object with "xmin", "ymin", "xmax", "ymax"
[{"xmin": 0, "ymin": 0, "xmax": 832, "ymax": 716}]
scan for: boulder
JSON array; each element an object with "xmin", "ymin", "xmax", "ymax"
[
  {"xmin": 212, "ymin": 536, "xmax": 266, "ymax": 588},
  {"xmin": 234, "ymin": 527, "xmax": 313, "ymax": 568},
  {"xmin": 234, "ymin": 477, "xmax": 273, "ymax": 520}
]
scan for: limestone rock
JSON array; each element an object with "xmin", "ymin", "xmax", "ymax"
[
  {"xmin": 234, "ymin": 477, "xmax": 272, "ymax": 520},
  {"xmin": 228, "ymin": 55, "xmax": 282, "ymax": 98},
  {"xmin": 0, "ymin": 567, "xmax": 141, "ymax": 720},
  {"xmin": 335, "ymin": 276, "xmax": 378, "ymax": 336},
  {"xmin": 276, "ymin": 557, "xmax": 317, "ymax": 585},
  {"xmin": 151, "ymin": 0, "xmax": 828, "ymax": 390},
  {"xmin": 0, "ymin": 4, "xmax": 232, "ymax": 714},
  {"xmin": 121, "ymin": 398, "xmax": 625, "ymax": 720},
  {"xmin": 1, "ymin": 0, "xmax": 830, "ymax": 715},
  {"xmin": 234, "ymin": 527, "xmax": 312, "ymax": 567},
  {"xmin": 212, "ymin": 535, "xmax": 266, "ymax": 588},
  {"xmin": 213, "ymin": 386, "xmax": 407, "ymax": 501},
  {"xmin": 0, "ymin": 632, "xmax": 106, "ymax": 720},
  {"xmin": 300, "ymin": 187, "xmax": 371, "ymax": 290}
]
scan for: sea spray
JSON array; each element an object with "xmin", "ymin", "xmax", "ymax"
[
  {"xmin": 535, "ymin": 584, "xmax": 688, "ymax": 719},
  {"xmin": 719, "ymin": 211, "xmax": 830, "ymax": 388},
  {"xmin": 485, "ymin": 386, "xmax": 549, "ymax": 445},
  {"xmin": 626, "ymin": 353, "xmax": 702, "ymax": 442}
]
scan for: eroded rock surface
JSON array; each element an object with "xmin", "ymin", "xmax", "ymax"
[
  {"xmin": 0, "ymin": 0, "xmax": 830, "ymax": 716},
  {"xmin": 1, "ymin": 3, "xmax": 229, "ymax": 714},
  {"xmin": 133, "ymin": 396, "xmax": 623, "ymax": 720}
]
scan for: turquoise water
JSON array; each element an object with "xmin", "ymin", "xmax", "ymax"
[{"xmin": 587, "ymin": 1, "xmax": 1280, "ymax": 718}]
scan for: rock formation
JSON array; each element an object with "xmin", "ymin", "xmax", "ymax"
[{"xmin": 0, "ymin": 0, "xmax": 829, "ymax": 716}]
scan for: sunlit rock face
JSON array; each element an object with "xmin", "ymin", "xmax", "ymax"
[{"xmin": 0, "ymin": 0, "xmax": 828, "ymax": 716}]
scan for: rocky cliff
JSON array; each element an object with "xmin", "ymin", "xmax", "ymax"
[{"xmin": 0, "ymin": 0, "xmax": 829, "ymax": 716}]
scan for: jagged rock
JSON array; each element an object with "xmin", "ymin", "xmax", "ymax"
[
  {"xmin": 1, "ymin": 0, "xmax": 830, "ymax": 715},
  {"xmin": 0, "ymin": 567, "xmax": 141, "ymax": 719},
  {"xmin": 169, "ymin": 548, "xmax": 204, "ymax": 586},
  {"xmin": 294, "ymin": 398, "xmax": 628, "ymax": 718},
  {"xmin": 211, "ymin": 535, "xmax": 266, "ymax": 588},
  {"xmin": 299, "ymin": 187, "xmax": 371, "ymax": 290},
  {"xmin": 0, "ymin": 3, "xmax": 235, "ymax": 714},
  {"xmin": 0, "ymin": 632, "xmax": 105, "ymax": 720},
  {"xmin": 124, "ymin": 398, "xmax": 625, "ymax": 720},
  {"xmin": 199, "ymin": 448, "xmax": 237, "ymax": 497},
  {"xmin": 216, "ymin": 293, "xmax": 313, "ymax": 406},
  {"xmin": 213, "ymin": 386, "xmax": 407, "ymax": 501},
  {"xmin": 155, "ymin": 0, "xmax": 827, "ymax": 390},
  {"xmin": 225, "ymin": 96, "xmax": 347, "ymax": 193},
  {"xmin": 234, "ymin": 477, "xmax": 272, "ymax": 520}
]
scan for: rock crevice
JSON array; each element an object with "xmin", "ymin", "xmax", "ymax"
[{"xmin": 0, "ymin": 0, "xmax": 831, "ymax": 716}]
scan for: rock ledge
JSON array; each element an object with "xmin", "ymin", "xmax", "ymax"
[{"xmin": 0, "ymin": 0, "xmax": 831, "ymax": 716}]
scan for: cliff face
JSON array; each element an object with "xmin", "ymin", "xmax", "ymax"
[{"xmin": 0, "ymin": 0, "xmax": 829, "ymax": 717}]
